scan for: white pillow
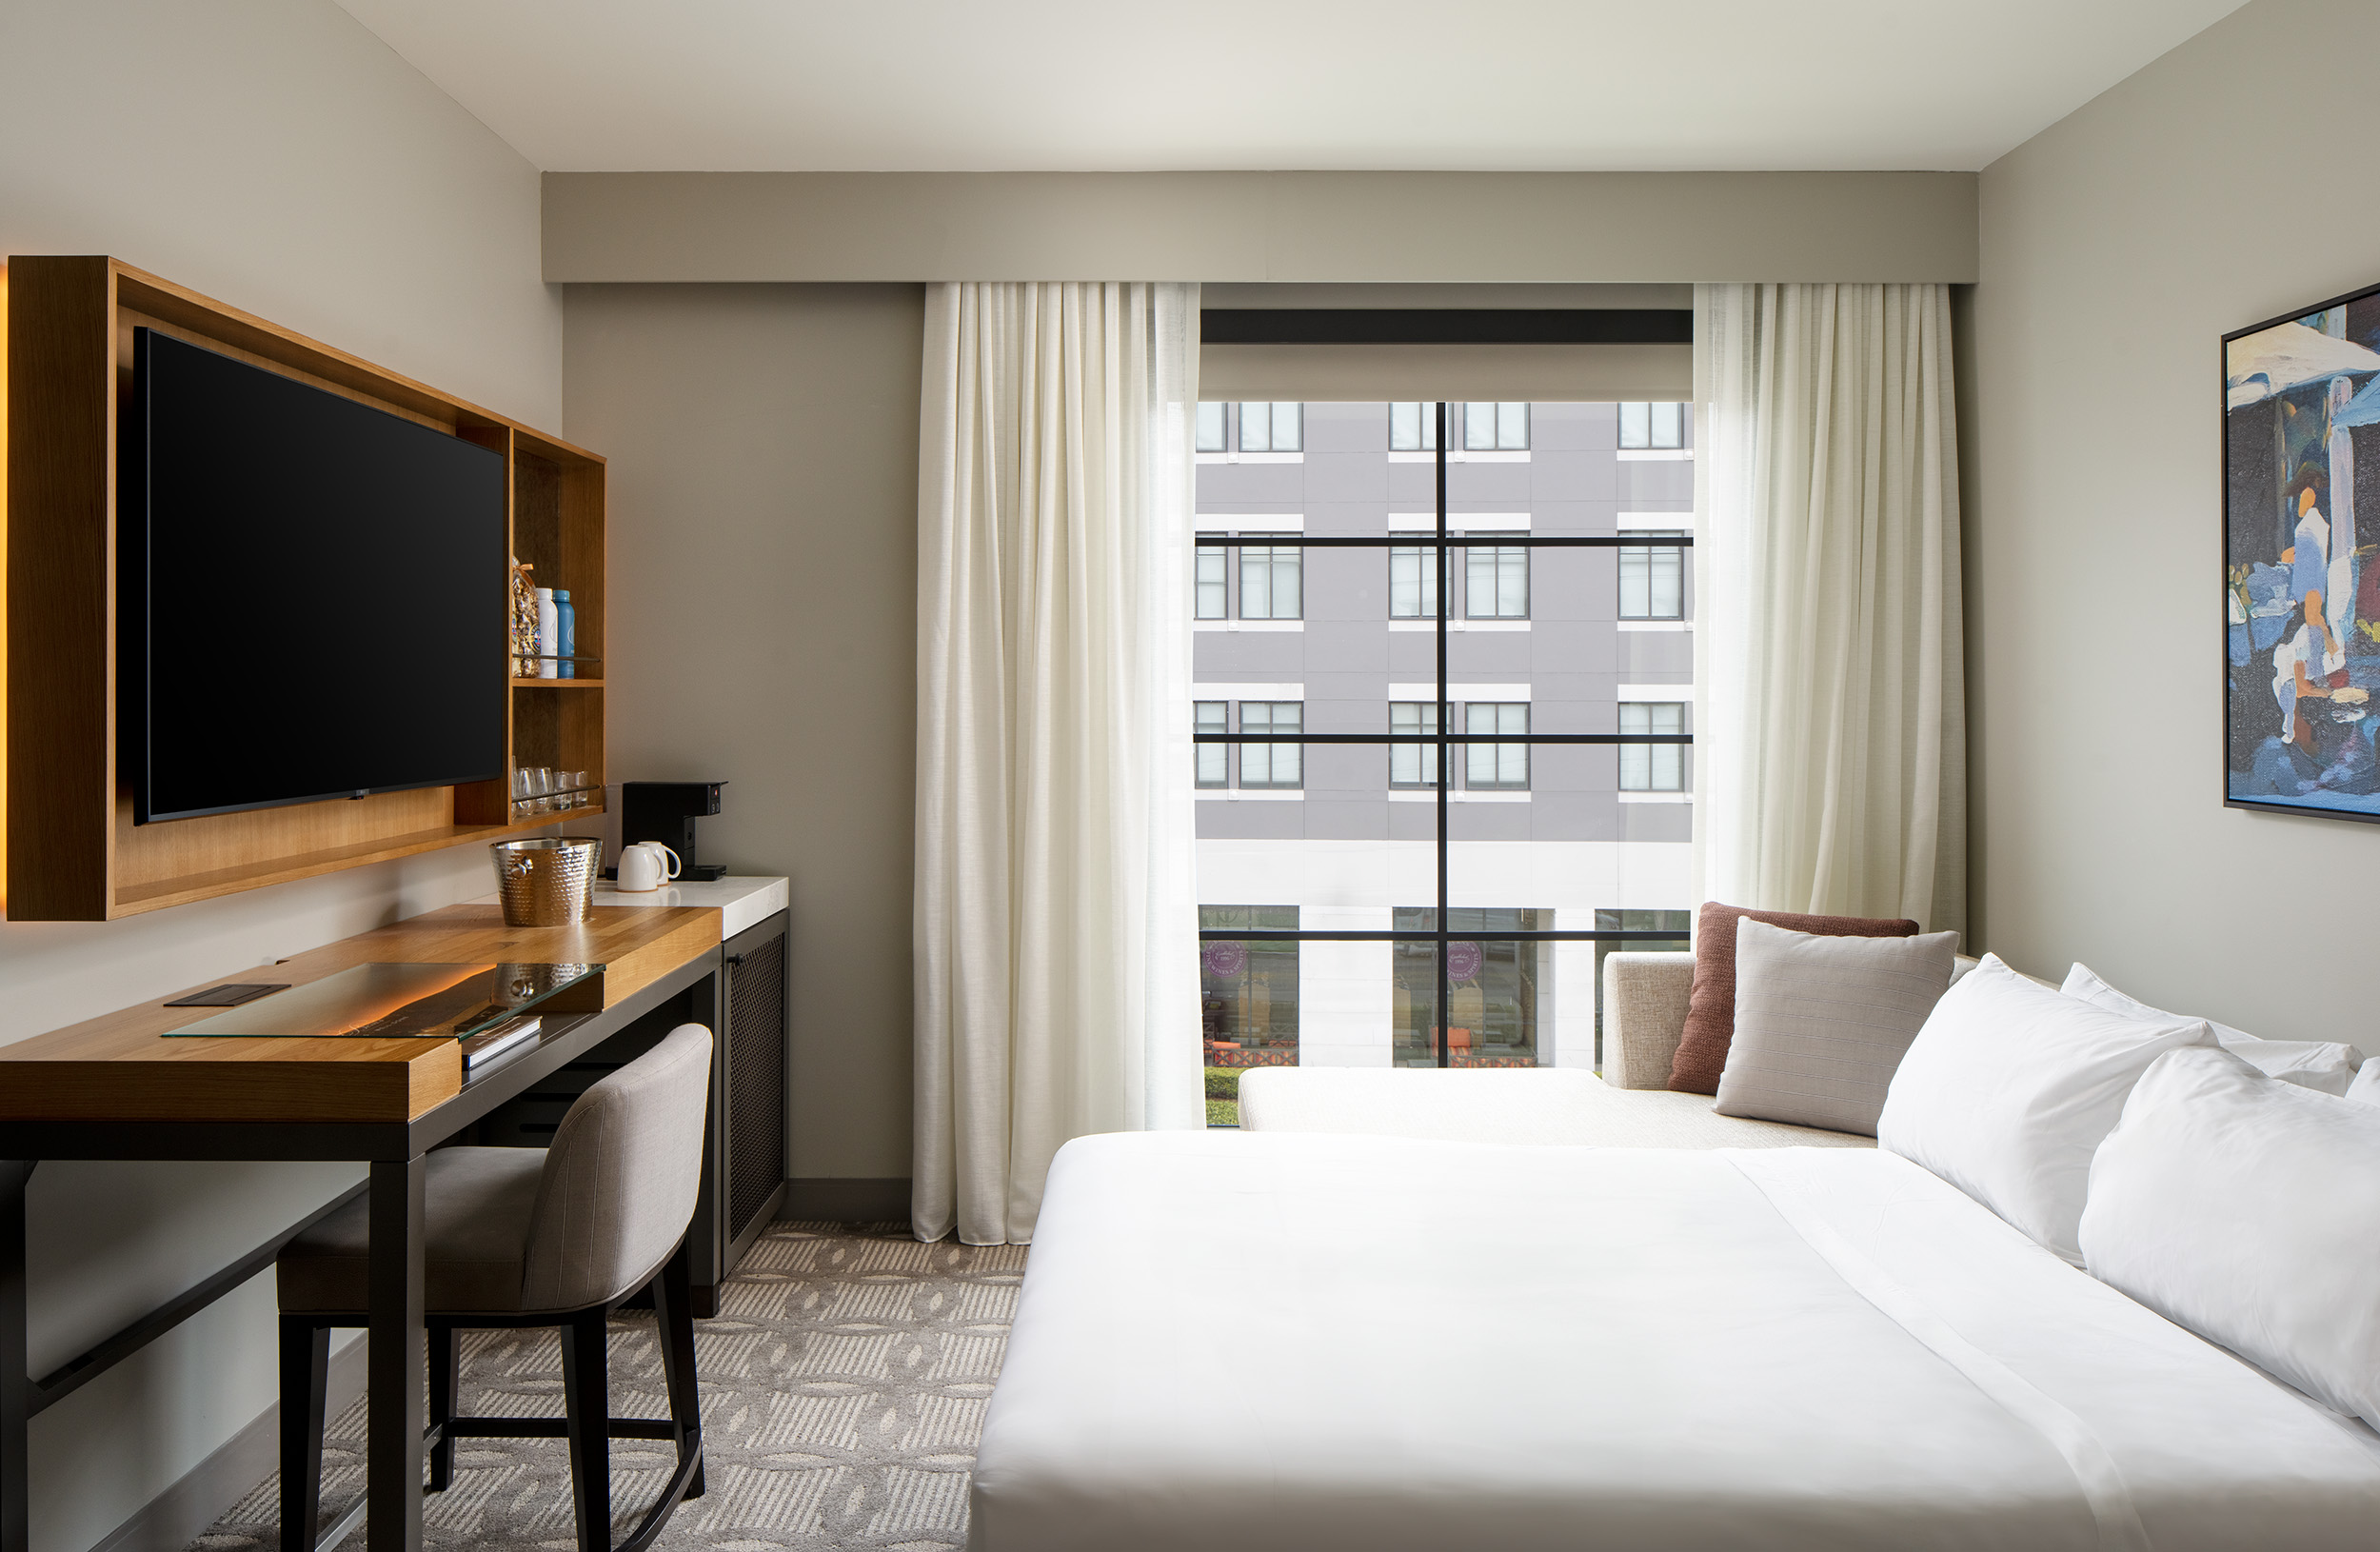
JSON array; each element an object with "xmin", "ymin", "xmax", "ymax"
[
  {"xmin": 2080, "ymin": 1045, "xmax": 2380, "ymax": 1432},
  {"xmin": 1877, "ymin": 953, "xmax": 2213, "ymax": 1265},
  {"xmin": 2061, "ymin": 962, "xmax": 2361, "ymax": 1097},
  {"xmin": 2350, "ymin": 1064, "xmax": 2380, "ymax": 1109}
]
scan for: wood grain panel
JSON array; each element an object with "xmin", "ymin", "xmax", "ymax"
[
  {"xmin": 7, "ymin": 257, "xmax": 116, "ymax": 920},
  {"xmin": 0, "ymin": 905, "xmax": 719, "ymax": 1122}
]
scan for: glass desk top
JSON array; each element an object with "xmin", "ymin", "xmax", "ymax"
[{"xmin": 163, "ymin": 962, "xmax": 603, "ymax": 1043}]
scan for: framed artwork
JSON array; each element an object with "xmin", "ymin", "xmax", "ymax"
[{"xmin": 2224, "ymin": 280, "xmax": 2380, "ymax": 821}]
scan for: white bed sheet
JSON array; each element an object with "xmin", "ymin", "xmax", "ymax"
[{"xmin": 971, "ymin": 1131, "xmax": 2380, "ymax": 1552}]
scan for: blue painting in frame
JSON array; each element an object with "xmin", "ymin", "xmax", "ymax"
[{"xmin": 2225, "ymin": 280, "xmax": 2380, "ymax": 821}]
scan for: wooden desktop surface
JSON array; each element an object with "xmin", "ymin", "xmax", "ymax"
[{"xmin": 0, "ymin": 905, "xmax": 721, "ymax": 1124}]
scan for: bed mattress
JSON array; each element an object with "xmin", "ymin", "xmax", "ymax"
[{"xmin": 970, "ymin": 1131, "xmax": 2380, "ymax": 1551}]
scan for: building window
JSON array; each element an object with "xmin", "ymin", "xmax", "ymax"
[
  {"xmin": 1238, "ymin": 401, "xmax": 1302, "ymax": 453},
  {"xmin": 1239, "ymin": 701, "xmax": 1302, "ymax": 789},
  {"xmin": 1392, "ymin": 908, "xmax": 1543, "ymax": 1066},
  {"xmin": 1619, "ymin": 534, "xmax": 1686, "ymax": 620},
  {"xmin": 1196, "ymin": 401, "xmax": 1227, "ymax": 453},
  {"xmin": 1389, "ymin": 546, "xmax": 1439, "ymax": 618},
  {"xmin": 1465, "ymin": 539, "xmax": 1528, "ymax": 619},
  {"xmin": 1618, "ymin": 401, "xmax": 1685, "ymax": 449},
  {"xmin": 1619, "ymin": 702, "xmax": 1686, "ymax": 791},
  {"xmin": 1465, "ymin": 702, "xmax": 1529, "ymax": 789},
  {"xmin": 1240, "ymin": 542, "xmax": 1302, "ymax": 620},
  {"xmin": 1390, "ymin": 702, "xmax": 1440, "ymax": 787},
  {"xmin": 1463, "ymin": 401, "xmax": 1528, "ymax": 451},
  {"xmin": 1196, "ymin": 701, "xmax": 1229, "ymax": 788},
  {"xmin": 1202, "ymin": 905, "xmax": 1299, "ymax": 1102},
  {"xmin": 1196, "ymin": 544, "xmax": 1228, "ymax": 619},
  {"xmin": 1388, "ymin": 402, "xmax": 1438, "ymax": 450}
]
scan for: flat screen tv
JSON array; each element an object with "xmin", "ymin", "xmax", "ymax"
[{"xmin": 127, "ymin": 328, "xmax": 508, "ymax": 825}]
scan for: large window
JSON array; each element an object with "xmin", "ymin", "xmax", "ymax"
[
  {"xmin": 1619, "ymin": 535, "xmax": 1686, "ymax": 620},
  {"xmin": 1194, "ymin": 401, "xmax": 1696, "ymax": 1106},
  {"xmin": 1463, "ymin": 401, "xmax": 1528, "ymax": 450},
  {"xmin": 1237, "ymin": 702, "xmax": 1302, "ymax": 789},
  {"xmin": 1465, "ymin": 703, "xmax": 1530, "ymax": 789},
  {"xmin": 1240, "ymin": 542, "xmax": 1302, "ymax": 620},
  {"xmin": 1239, "ymin": 401, "xmax": 1302, "ymax": 453},
  {"xmin": 1619, "ymin": 702, "xmax": 1687, "ymax": 790},
  {"xmin": 1618, "ymin": 401, "xmax": 1685, "ymax": 449},
  {"xmin": 1465, "ymin": 539, "xmax": 1528, "ymax": 619}
]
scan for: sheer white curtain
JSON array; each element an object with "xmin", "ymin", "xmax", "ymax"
[
  {"xmin": 913, "ymin": 281, "xmax": 1205, "ymax": 1245},
  {"xmin": 1693, "ymin": 284, "xmax": 1967, "ymax": 936}
]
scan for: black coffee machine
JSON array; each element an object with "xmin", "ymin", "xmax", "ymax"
[{"xmin": 617, "ymin": 780, "xmax": 729, "ymax": 882}]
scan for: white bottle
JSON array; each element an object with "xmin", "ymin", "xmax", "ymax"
[{"xmin": 535, "ymin": 587, "xmax": 558, "ymax": 678}]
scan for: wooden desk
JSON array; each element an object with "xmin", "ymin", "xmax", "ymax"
[{"xmin": 0, "ymin": 904, "xmax": 726, "ymax": 1552}]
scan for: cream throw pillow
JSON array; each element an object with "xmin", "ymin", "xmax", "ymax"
[{"xmin": 1714, "ymin": 920, "xmax": 1960, "ymax": 1136}]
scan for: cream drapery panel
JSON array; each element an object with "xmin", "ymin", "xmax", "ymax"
[
  {"xmin": 1693, "ymin": 284, "xmax": 1967, "ymax": 936},
  {"xmin": 913, "ymin": 281, "xmax": 1205, "ymax": 1246}
]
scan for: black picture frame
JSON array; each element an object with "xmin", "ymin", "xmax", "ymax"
[{"xmin": 2221, "ymin": 278, "xmax": 2380, "ymax": 823}]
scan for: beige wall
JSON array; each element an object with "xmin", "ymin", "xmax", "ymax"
[
  {"xmin": 1969, "ymin": 0, "xmax": 2380, "ymax": 1026},
  {"xmin": 544, "ymin": 171, "xmax": 1979, "ymax": 285},
  {"xmin": 0, "ymin": 2, "xmax": 556, "ymax": 1546},
  {"xmin": 562, "ymin": 284, "xmax": 923, "ymax": 1185}
]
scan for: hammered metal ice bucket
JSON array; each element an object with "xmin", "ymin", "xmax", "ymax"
[{"xmin": 490, "ymin": 836, "xmax": 603, "ymax": 926}]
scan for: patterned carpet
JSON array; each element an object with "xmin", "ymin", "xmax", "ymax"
[{"xmin": 188, "ymin": 1223, "xmax": 1026, "ymax": 1552}]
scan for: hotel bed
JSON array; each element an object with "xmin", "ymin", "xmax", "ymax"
[{"xmin": 970, "ymin": 1130, "xmax": 2380, "ymax": 1552}]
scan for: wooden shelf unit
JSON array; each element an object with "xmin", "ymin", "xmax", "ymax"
[{"xmin": 6, "ymin": 256, "xmax": 608, "ymax": 921}]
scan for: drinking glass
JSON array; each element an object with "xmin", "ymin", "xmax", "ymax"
[
  {"xmin": 525, "ymin": 767, "xmax": 554, "ymax": 816},
  {"xmin": 565, "ymin": 771, "xmax": 588, "ymax": 809}
]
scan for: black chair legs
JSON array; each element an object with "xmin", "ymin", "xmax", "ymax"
[
  {"xmin": 427, "ymin": 1324, "xmax": 458, "ymax": 1492},
  {"xmin": 278, "ymin": 1241, "xmax": 704, "ymax": 1552},
  {"xmin": 559, "ymin": 1310, "xmax": 613, "ymax": 1552},
  {"xmin": 278, "ymin": 1318, "xmax": 328, "ymax": 1552}
]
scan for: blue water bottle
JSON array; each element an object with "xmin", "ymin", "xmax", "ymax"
[{"xmin": 553, "ymin": 589, "xmax": 575, "ymax": 679}]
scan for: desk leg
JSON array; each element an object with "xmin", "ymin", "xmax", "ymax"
[
  {"xmin": 367, "ymin": 1157, "xmax": 425, "ymax": 1551},
  {"xmin": 0, "ymin": 1162, "xmax": 31, "ymax": 1552}
]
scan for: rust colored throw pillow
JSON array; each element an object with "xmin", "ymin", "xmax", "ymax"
[{"xmin": 1665, "ymin": 902, "xmax": 1920, "ymax": 1095}]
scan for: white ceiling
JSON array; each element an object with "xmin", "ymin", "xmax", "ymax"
[{"xmin": 334, "ymin": 0, "xmax": 2247, "ymax": 174}]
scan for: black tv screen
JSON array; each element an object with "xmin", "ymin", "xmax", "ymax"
[{"xmin": 128, "ymin": 328, "xmax": 507, "ymax": 825}]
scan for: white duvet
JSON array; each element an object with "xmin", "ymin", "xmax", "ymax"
[{"xmin": 971, "ymin": 1132, "xmax": 2380, "ymax": 1551}]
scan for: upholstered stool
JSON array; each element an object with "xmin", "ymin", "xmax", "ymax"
[{"xmin": 277, "ymin": 1024, "xmax": 714, "ymax": 1552}]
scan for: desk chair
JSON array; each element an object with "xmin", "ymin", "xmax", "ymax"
[{"xmin": 277, "ymin": 1024, "xmax": 714, "ymax": 1552}]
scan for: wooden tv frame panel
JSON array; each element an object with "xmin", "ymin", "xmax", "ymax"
[{"xmin": 6, "ymin": 256, "xmax": 607, "ymax": 921}]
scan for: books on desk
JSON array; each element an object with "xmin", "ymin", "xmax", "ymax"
[{"xmin": 461, "ymin": 1015, "xmax": 542, "ymax": 1072}]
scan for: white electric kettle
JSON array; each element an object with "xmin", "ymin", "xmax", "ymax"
[{"xmin": 616, "ymin": 841, "xmax": 682, "ymax": 892}]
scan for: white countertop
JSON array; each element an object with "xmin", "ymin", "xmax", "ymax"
[{"xmin": 468, "ymin": 875, "xmax": 789, "ymax": 940}]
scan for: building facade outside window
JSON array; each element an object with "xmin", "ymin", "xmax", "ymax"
[
  {"xmin": 1239, "ymin": 542, "xmax": 1302, "ymax": 620},
  {"xmin": 1239, "ymin": 401, "xmax": 1303, "ymax": 453},
  {"xmin": 1465, "ymin": 539, "xmax": 1529, "ymax": 619},
  {"xmin": 1463, "ymin": 401, "xmax": 1529, "ymax": 450},
  {"xmin": 1195, "ymin": 701, "xmax": 1230, "ymax": 787},
  {"xmin": 1389, "ymin": 545, "xmax": 1439, "ymax": 618},
  {"xmin": 1196, "ymin": 544, "xmax": 1228, "ymax": 619},
  {"xmin": 1618, "ymin": 401, "xmax": 1685, "ymax": 449},
  {"xmin": 1619, "ymin": 702, "xmax": 1687, "ymax": 790},
  {"xmin": 1387, "ymin": 402, "xmax": 1438, "ymax": 450},
  {"xmin": 1202, "ymin": 906, "xmax": 1300, "ymax": 1119},
  {"xmin": 1196, "ymin": 401, "xmax": 1226, "ymax": 452},
  {"xmin": 1465, "ymin": 702, "xmax": 1529, "ymax": 789},
  {"xmin": 1389, "ymin": 701, "xmax": 1440, "ymax": 787},
  {"xmin": 1238, "ymin": 701, "xmax": 1302, "ymax": 788},
  {"xmin": 1619, "ymin": 534, "xmax": 1686, "ymax": 620},
  {"xmin": 1392, "ymin": 908, "xmax": 1543, "ymax": 1066}
]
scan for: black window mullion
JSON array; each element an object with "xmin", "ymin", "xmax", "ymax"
[{"xmin": 1435, "ymin": 402, "xmax": 1450, "ymax": 1070}]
